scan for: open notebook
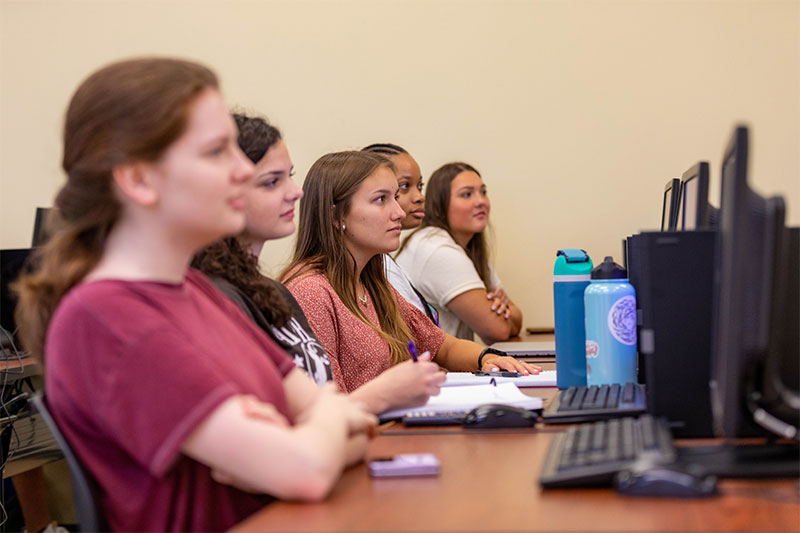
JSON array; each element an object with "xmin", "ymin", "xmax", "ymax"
[
  {"xmin": 444, "ymin": 370, "xmax": 557, "ymax": 387},
  {"xmin": 379, "ymin": 382, "xmax": 543, "ymax": 421}
]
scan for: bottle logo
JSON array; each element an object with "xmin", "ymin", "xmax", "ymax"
[
  {"xmin": 607, "ymin": 295, "xmax": 636, "ymax": 345},
  {"xmin": 586, "ymin": 340, "xmax": 599, "ymax": 359}
]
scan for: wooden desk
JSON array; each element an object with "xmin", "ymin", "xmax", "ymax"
[
  {"xmin": 1, "ymin": 355, "xmax": 60, "ymax": 478},
  {"xmin": 0, "ymin": 353, "xmax": 40, "ymax": 381},
  {"xmin": 234, "ymin": 334, "xmax": 798, "ymax": 532},
  {"xmin": 233, "ymin": 428, "xmax": 799, "ymax": 532}
]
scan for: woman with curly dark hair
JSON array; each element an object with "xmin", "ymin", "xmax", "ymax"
[{"xmin": 193, "ymin": 113, "xmax": 444, "ymax": 414}]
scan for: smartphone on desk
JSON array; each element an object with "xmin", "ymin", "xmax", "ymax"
[{"xmin": 368, "ymin": 453, "xmax": 440, "ymax": 478}]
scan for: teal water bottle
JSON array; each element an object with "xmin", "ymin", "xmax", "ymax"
[
  {"xmin": 553, "ymin": 249, "xmax": 593, "ymax": 389},
  {"xmin": 584, "ymin": 256, "xmax": 638, "ymax": 386}
]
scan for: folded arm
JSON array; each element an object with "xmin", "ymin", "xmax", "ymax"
[
  {"xmin": 183, "ymin": 372, "xmax": 375, "ymax": 501},
  {"xmin": 446, "ymin": 288, "xmax": 519, "ymax": 344}
]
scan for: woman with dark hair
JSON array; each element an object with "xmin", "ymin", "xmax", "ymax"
[
  {"xmin": 194, "ymin": 115, "xmax": 444, "ymax": 413},
  {"xmin": 13, "ymin": 58, "xmax": 374, "ymax": 531},
  {"xmin": 396, "ymin": 162, "xmax": 523, "ymax": 344},
  {"xmin": 282, "ymin": 152, "xmax": 538, "ymax": 394},
  {"xmin": 361, "ymin": 143, "xmax": 438, "ymax": 324}
]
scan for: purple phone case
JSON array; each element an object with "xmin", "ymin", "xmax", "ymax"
[{"xmin": 368, "ymin": 453, "xmax": 441, "ymax": 477}]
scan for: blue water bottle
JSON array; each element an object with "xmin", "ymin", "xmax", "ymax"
[
  {"xmin": 553, "ymin": 249, "xmax": 593, "ymax": 389},
  {"xmin": 584, "ymin": 256, "xmax": 637, "ymax": 386}
]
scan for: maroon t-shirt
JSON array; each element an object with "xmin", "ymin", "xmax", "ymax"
[{"xmin": 45, "ymin": 269, "xmax": 295, "ymax": 532}]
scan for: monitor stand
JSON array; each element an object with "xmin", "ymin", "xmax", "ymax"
[{"xmin": 676, "ymin": 441, "xmax": 799, "ymax": 478}]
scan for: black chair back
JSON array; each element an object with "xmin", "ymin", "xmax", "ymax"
[{"xmin": 30, "ymin": 394, "xmax": 105, "ymax": 532}]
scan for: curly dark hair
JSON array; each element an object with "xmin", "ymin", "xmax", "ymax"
[
  {"xmin": 192, "ymin": 112, "xmax": 292, "ymax": 326},
  {"xmin": 192, "ymin": 237, "xmax": 292, "ymax": 326},
  {"xmin": 234, "ymin": 112, "xmax": 283, "ymax": 165}
]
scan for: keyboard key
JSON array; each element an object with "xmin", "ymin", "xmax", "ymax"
[
  {"xmin": 607, "ymin": 419, "xmax": 621, "ymax": 461},
  {"xmin": 559, "ymin": 426, "xmax": 579, "ymax": 469},
  {"xmin": 621, "ymin": 417, "xmax": 635, "ymax": 459},
  {"xmin": 583, "ymin": 386, "xmax": 599, "ymax": 408},
  {"xmin": 606, "ymin": 383, "xmax": 621, "ymax": 408},
  {"xmin": 595, "ymin": 385, "xmax": 610, "ymax": 410},
  {"xmin": 562, "ymin": 386, "xmax": 577, "ymax": 406},
  {"xmin": 639, "ymin": 415, "xmax": 657, "ymax": 450},
  {"xmin": 591, "ymin": 420, "xmax": 606, "ymax": 451},
  {"xmin": 622, "ymin": 382, "xmax": 636, "ymax": 404}
]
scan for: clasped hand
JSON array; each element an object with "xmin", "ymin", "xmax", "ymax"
[{"xmin": 487, "ymin": 288, "xmax": 512, "ymax": 319}]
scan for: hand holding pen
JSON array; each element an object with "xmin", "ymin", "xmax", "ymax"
[
  {"xmin": 407, "ymin": 340, "xmax": 419, "ymax": 362},
  {"xmin": 370, "ymin": 340, "xmax": 443, "ymax": 410}
]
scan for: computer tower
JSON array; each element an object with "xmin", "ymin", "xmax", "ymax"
[
  {"xmin": 626, "ymin": 234, "xmax": 648, "ymax": 384},
  {"xmin": 628, "ymin": 231, "xmax": 716, "ymax": 437}
]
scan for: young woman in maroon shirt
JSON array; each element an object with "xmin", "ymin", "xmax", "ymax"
[{"xmin": 13, "ymin": 58, "xmax": 374, "ymax": 531}]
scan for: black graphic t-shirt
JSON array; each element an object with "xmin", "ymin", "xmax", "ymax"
[{"xmin": 211, "ymin": 276, "xmax": 333, "ymax": 386}]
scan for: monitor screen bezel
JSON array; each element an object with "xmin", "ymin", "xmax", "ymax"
[
  {"xmin": 661, "ymin": 178, "xmax": 681, "ymax": 231},
  {"xmin": 679, "ymin": 162, "xmax": 710, "ymax": 231}
]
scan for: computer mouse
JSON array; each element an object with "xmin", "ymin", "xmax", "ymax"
[
  {"xmin": 462, "ymin": 404, "xmax": 537, "ymax": 429},
  {"xmin": 615, "ymin": 462, "xmax": 718, "ymax": 498}
]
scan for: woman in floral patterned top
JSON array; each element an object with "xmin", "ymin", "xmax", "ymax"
[{"xmin": 283, "ymin": 151, "xmax": 540, "ymax": 392}]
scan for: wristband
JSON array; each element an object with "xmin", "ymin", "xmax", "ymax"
[{"xmin": 477, "ymin": 347, "xmax": 507, "ymax": 370}]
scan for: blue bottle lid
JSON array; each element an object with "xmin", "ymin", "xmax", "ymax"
[
  {"xmin": 554, "ymin": 249, "xmax": 593, "ymax": 276},
  {"xmin": 591, "ymin": 256, "xmax": 627, "ymax": 279}
]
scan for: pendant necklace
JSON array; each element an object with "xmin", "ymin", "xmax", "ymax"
[{"xmin": 358, "ymin": 285, "xmax": 368, "ymax": 306}]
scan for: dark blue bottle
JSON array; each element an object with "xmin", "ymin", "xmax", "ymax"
[{"xmin": 553, "ymin": 249, "xmax": 593, "ymax": 389}]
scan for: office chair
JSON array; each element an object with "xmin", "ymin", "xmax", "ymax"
[{"xmin": 29, "ymin": 394, "xmax": 105, "ymax": 532}]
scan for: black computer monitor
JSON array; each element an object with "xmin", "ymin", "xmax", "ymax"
[
  {"xmin": 32, "ymin": 207, "xmax": 57, "ymax": 247},
  {"xmin": 677, "ymin": 162, "xmax": 710, "ymax": 230},
  {"xmin": 679, "ymin": 126, "xmax": 800, "ymax": 477},
  {"xmin": 0, "ymin": 248, "xmax": 33, "ymax": 343},
  {"xmin": 705, "ymin": 126, "xmax": 799, "ymax": 475},
  {"xmin": 660, "ymin": 178, "xmax": 680, "ymax": 231}
]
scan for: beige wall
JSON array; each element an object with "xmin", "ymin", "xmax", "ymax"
[{"xmin": 2, "ymin": 0, "xmax": 798, "ymax": 329}]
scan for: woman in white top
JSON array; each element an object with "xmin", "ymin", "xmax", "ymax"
[
  {"xmin": 396, "ymin": 162, "xmax": 522, "ymax": 344},
  {"xmin": 361, "ymin": 144, "xmax": 439, "ymax": 325}
]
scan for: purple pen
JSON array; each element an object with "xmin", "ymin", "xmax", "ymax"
[{"xmin": 407, "ymin": 340, "xmax": 419, "ymax": 362}]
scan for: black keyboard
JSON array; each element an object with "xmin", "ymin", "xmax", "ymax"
[
  {"xmin": 542, "ymin": 382, "xmax": 646, "ymax": 424},
  {"xmin": 402, "ymin": 410, "xmax": 467, "ymax": 426},
  {"xmin": 539, "ymin": 415, "xmax": 676, "ymax": 488}
]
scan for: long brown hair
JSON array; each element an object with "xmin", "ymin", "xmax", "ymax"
[
  {"xmin": 192, "ymin": 114, "xmax": 292, "ymax": 326},
  {"xmin": 397, "ymin": 162, "xmax": 492, "ymax": 287},
  {"xmin": 281, "ymin": 151, "xmax": 414, "ymax": 364},
  {"xmin": 13, "ymin": 57, "xmax": 218, "ymax": 361}
]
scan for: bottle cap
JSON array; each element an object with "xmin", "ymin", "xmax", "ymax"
[
  {"xmin": 591, "ymin": 256, "xmax": 627, "ymax": 279},
  {"xmin": 554, "ymin": 249, "xmax": 593, "ymax": 276}
]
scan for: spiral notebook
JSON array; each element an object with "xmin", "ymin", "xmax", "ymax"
[{"xmin": 379, "ymin": 382, "xmax": 543, "ymax": 422}]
